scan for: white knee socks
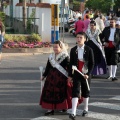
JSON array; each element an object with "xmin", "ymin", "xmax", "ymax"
[
  {"xmin": 83, "ymin": 97, "xmax": 89, "ymax": 111},
  {"xmin": 108, "ymin": 65, "xmax": 112, "ymax": 77},
  {"xmin": 108, "ymin": 65, "xmax": 117, "ymax": 78},
  {"xmin": 71, "ymin": 97, "xmax": 89, "ymax": 115},
  {"xmin": 71, "ymin": 98, "xmax": 78, "ymax": 116},
  {"xmin": 112, "ymin": 65, "xmax": 117, "ymax": 78}
]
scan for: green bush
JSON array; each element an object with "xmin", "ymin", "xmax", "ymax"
[
  {"xmin": 4, "ymin": 33, "xmax": 42, "ymax": 43},
  {"xmin": 26, "ymin": 33, "xmax": 42, "ymax": 43},
  {"xmin": 4, "ymin": 34, "xmax": 14, "ymax": 42},
  {"xmin": 0, "ymin": 12, "xmax": 5, "ymax": 23}
]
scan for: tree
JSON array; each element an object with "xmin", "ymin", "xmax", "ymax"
[
  {"xmin": 114, "ymin": 0, "xmax": 120, "ymax": 11},
  {"xmin": 85, "ymin": 0, "xmax": 117, "ymax": 13}
]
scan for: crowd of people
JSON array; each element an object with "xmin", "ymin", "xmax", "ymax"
[{"xmin": 39, "ymin": 8, "xmax": 120, "ymax": 120}]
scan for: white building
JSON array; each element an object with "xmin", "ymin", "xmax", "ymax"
[{"xmin": 3, "ymin": 0, "xmax": 70, "ymax": 42}]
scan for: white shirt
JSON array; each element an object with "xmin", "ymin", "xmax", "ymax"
[
  {"xmin": 75, "ymin": 13, "xmax": 82, "ymax": 19},
  {"xmin": 77, "ymin": 45, "xmax": 84, "ymax": 61},
  {"xmin": 108, "ymin": 28, "xmax": 116, "ymax": 41}
]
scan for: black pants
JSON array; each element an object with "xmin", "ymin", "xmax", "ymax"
[
  {"xmin": 72, "ymin": 71, "xmax": 91, "ymax": 98},
  {"xmin": 104, "ymin": 47, "xmax": 118, "ymax": 65}
]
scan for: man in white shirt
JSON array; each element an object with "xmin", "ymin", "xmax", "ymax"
[{"xmin": 100, "ymin": 18, "xmax": 120, "ymax": 81}]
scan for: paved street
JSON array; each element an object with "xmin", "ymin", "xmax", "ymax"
[{"xmin": 0, "ymin": 33, "xmax": 120, "ymax": 120}]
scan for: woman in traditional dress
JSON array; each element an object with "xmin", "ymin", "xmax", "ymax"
[
  {"xmin": 85, "ymin": 20, "xmax": 107, "ymax": 75},
  {"xmin": 40, "ymin": 41, "xmax": 83, "ymax": 115}
]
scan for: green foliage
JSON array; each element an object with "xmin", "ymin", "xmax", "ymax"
[
  {"xmin": 72, "ymin": 0, "xmax": 80, "ymax": 10},
  {"xmin": 4, "ymin": 33, "xmax": 42, "ymax": 43},
  {"xmin": 0, "ymin": 12, "xmax": 5, "ymax": 22},
  {"xmin": 27, "ymin": 9, "xmax": 36, "ymax": 33},
  {"xmin": 73, "ymin": 0, "xmax": 80, "ymax": 5},
  {"xmin": 114, "ymin": 0, "xmax": 120, "ymax": 10},
  {"xmin": 26, "ymin": 33, "xmax": 42, "ymax": 43},
  {"xmin": 85, "ymin": 0, "xmax": 117, "ymax": 13},
  {"xmin": 4, "ymin": 34, "xmax": 14, "ymax": 42},
  {"xmin": 3, "ymin": 3, "xmax": 8, "ymax": 8}
]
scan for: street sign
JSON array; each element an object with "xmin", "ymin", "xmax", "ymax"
[
  {"xmin": 51, "ymin": 4, "xmax": 59, "ymax": 26},
  {"xmin": 51, "ymin": 4, "xmax": 59, "ymax": 43}
]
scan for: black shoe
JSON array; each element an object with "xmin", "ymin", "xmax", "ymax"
[
  {"xmin": 62, "ymin": 109, "xmax": 67, "ymax": 112},
  {"xmin": 44, "ymin": 110, "xmax": 54, "ymax": 116},
  {"xmin": 82, "ymin": 110, "xmax": 88, "ymax": 117},
  {"xmin": 69, "ymin": 114, "xmax": 76, "ymax": 120},
  {"xmin": 112, "ymin": 77, "xmax": 118, "ymax": 81},
  {"xmin": 106, "ymin": 76, "xmax": 112, "ymax": 79}
]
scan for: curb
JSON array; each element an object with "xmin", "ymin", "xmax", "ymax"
[
  {"xmin": 2, "ymin": 44, "xmax": 69, "ymax": 57},
  {"xmin": 2, "ymin": 53, "xmax": 43, "ymax": 58}
]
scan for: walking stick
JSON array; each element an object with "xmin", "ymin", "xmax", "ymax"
[
  {"xmin": 39, "ymin": 66, "xmax": 44, "ymax": 93},
  {"xmin": 72, "ymin": 66, "xmax": 90, "ymax": 91}
]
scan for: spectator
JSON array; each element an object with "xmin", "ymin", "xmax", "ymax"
[
  {"xmin": 75, "ymin": 11, "xmax": 82, "ymax": 20},
  {"xmin": 109, "ymin": 8, "xmax": 115, "ymax": 18},
  {"xmin": 82, "ymin": 8, "xmax": 89, "ymax": 20},
  {"xmin": 83, "ymin": 15, "xmax": 91, "ymax": 32},
  {"xmin": 95, "ymin": 15, "xmax": 105, "ymax": 32},
  {"xmin": 116, "ymin": 21, "xmax": 120, "ymax": 29},
  {"xmin": 84, "ymin": 10, "xmax": 90, "ymax": 20},
  {"xmin": 75, "ymin": 16, "xmax": 84, "ymax": 35},
  {"xmin": 89, "ymin": 9, "xmax": 94, "ymax": 19},
  {"xmin": 93, "ymin": 10, "xmax": 100, "ymax": 19},
  {"xmin": 116, "ymin": 8, "xmax": 120, "ymax": 17},
  {"xmin": 0, "ymin": 18, "xmax": 5, "ymax": 63}
]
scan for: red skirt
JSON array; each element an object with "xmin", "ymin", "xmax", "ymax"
[{"xmin": 39, "ymin": 69, "xmax": 83, "ymax": 110}]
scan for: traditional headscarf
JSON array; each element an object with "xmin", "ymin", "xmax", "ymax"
[{"xmin": 53, "ymin": 40, "xmax": 69, "ymax": 56}]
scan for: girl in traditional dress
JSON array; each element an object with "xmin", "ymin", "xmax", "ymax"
[
  {"xmin": 85, "ymin": 20, "xmax": 107, "ymax": 75},
  {"xmin": 40, "ymin": 41, "xmax": 82, "ymax": 115}
]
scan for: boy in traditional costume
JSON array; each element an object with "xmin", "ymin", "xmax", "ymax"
[{"xmin": 68, "ymin": 32, "xmax": 94, "ymax": 120}]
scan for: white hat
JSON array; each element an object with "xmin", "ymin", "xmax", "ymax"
[{"xmin": 116, "ymin": 21, "xmax": 120, "ymax": 25}]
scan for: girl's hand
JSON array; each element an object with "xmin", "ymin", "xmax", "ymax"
[{"xmin": 84, "ymin": 75, "xmax": 89, "ymax": 79}]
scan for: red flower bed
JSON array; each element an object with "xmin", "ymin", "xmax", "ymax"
[{"xmin": 3, "ymin": 41, "xmax": 52, "ymax": 48}]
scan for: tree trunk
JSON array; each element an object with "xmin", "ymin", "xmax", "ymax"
[
  {"xmin": 0, "ymin": 0, "xmax": 4, "ymax": 12},
  {"xmin": 23, "ymin": 0, "xmax": 27, "ymax": 33}
]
